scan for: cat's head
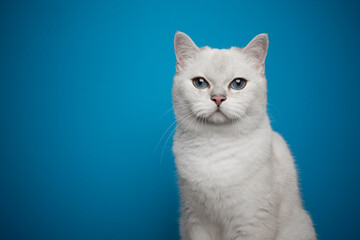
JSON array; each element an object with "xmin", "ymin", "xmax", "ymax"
[{"xmin": 172, "ymin": 32, "xmax": 269, "ymax": 133}]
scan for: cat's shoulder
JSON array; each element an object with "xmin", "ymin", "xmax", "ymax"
[
  {"xmin": 271, "ymin": 131, "xmax": 293, "ymax": 160},
  {"xmin": 270, "ymin": 130, "xmax": 298, "ymax": 179},
  {"xmin": 271, "ymin": 131, "xmax": 287, "ymax": 146}
]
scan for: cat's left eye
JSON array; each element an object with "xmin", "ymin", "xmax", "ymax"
[{"xmin": 230, "ymin": 78, "xmax": 247, "ymax": 90}]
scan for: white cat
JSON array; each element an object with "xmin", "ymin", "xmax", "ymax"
[{"xmin": 172, "ymin": 32, "xmax": 316, "ymax": 240}]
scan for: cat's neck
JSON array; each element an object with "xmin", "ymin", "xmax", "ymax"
[{"xmin": 176, "ymin": 114, "xmax": 271, "ymax": 140}]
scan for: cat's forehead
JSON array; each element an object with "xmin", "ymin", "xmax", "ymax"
[{"xmin": 194, "ymin": 48, "xmax": 249, "ymax": 83}]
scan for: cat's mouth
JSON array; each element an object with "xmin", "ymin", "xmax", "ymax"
[
  {"xmin": 213, "ymin": 108, "xmax": 227, "ymax": 116},
  {"xmin": 213, "ymin": 109, "xmax": 225, "ymax": 116},
  {"xmin": 191, "ymin": 106, "xmax": 234, "ymax": 124},
  {"xmin": 206, "ymin": 108, "xmax": 229, "ymax": 123}
]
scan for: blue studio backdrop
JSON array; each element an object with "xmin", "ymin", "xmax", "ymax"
[{"xmin": 1, "ymin": 0, "xmax": 359, "ymax": 239}]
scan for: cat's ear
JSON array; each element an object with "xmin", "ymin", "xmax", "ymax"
[
  {"xmin": 174, "ymin": 31, "xmax": 200, "ymax": 72},
  {"xmin": 243, "ymin": 33, "xmax": 269, "ymax": 72}
]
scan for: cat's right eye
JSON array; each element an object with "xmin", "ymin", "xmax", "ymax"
[
  {"xmin": 230, "ymin": 78, "xmax": 247, "ymax": 90},
  {"xmin": 192, "ymin": 77, "xmax": 209, "ymax": 89}
]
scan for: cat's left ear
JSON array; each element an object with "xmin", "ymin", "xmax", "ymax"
[
  {"xmin": 174, "ymin": 32, "xmax": 200, "ymax": 72},
  {"xmin": 243, "ymin": 33, "xmax": 269, "ymax": 73}
]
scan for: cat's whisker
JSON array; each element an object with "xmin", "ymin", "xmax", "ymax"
[
  {"xmin": 267, "ymin": 102, "xmax": 281, "ymax": 113},
  {"xmin": 159, "ymin": 107, "xmax": 174, "ymax": 120},
  {"xmin": 155, "ymin": 119, "xmax": 177, "ymax": 151},
  {"xmin": 265, "ymin": 104, "xmax": 278, "ymax": 123},
  {"xmin": 160, "ymin": 113, "xmax": 193, "ymax": 163},
  {"xmin": 156, "ymin": 107, "xmax": 194, "ymax": 152},
  {"xmin": 156, "ymin": 111, "xmax": 193, "ymax": 153}
]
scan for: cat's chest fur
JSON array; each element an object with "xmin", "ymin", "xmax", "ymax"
[
  {"xmin": 173, "ymin": 125, "xmax": 273, "ymax": 192},
  {"xmin": 173, "ymin": 124, "xmax": 275, "ymax": 224}
]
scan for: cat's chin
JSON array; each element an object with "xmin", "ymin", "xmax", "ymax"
[{"xmin": 206, "ymin": 110, "xmax": 230, "ymax": 124}]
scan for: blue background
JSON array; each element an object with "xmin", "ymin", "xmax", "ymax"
[{"xmin": 0, "ymin": 0, "xmax": 359, "ymax": 239}]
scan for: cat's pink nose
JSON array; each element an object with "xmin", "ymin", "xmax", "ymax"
[{"xmin": 211, "ymin": 96, "xmax": 227, "ymax": 106}]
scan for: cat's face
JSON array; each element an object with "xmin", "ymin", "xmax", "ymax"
[{"xmin": 173, "ymin": 32, "xmax": 269, "ymax": 132}]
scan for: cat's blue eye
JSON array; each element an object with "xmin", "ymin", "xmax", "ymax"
[
  {"xmin": 192, "ymin": 77, "xmax": 209, "ymax": 89},
  {"xmin": 230, "ymin": 78, "xmax": 247, "ymax": 90}
]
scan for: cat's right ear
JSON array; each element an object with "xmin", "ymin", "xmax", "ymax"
[
  {"xmin": 174, "ymin": 32, "xmax": 199, "ymax": 72},
  {"xmin": 243, "ymin": 33, "xmax": 269, "ymax": 73}
]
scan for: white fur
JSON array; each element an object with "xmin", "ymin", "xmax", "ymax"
[{"xmin": 172, "ymin": 32, "xmax": 316, "ymax": 240}]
